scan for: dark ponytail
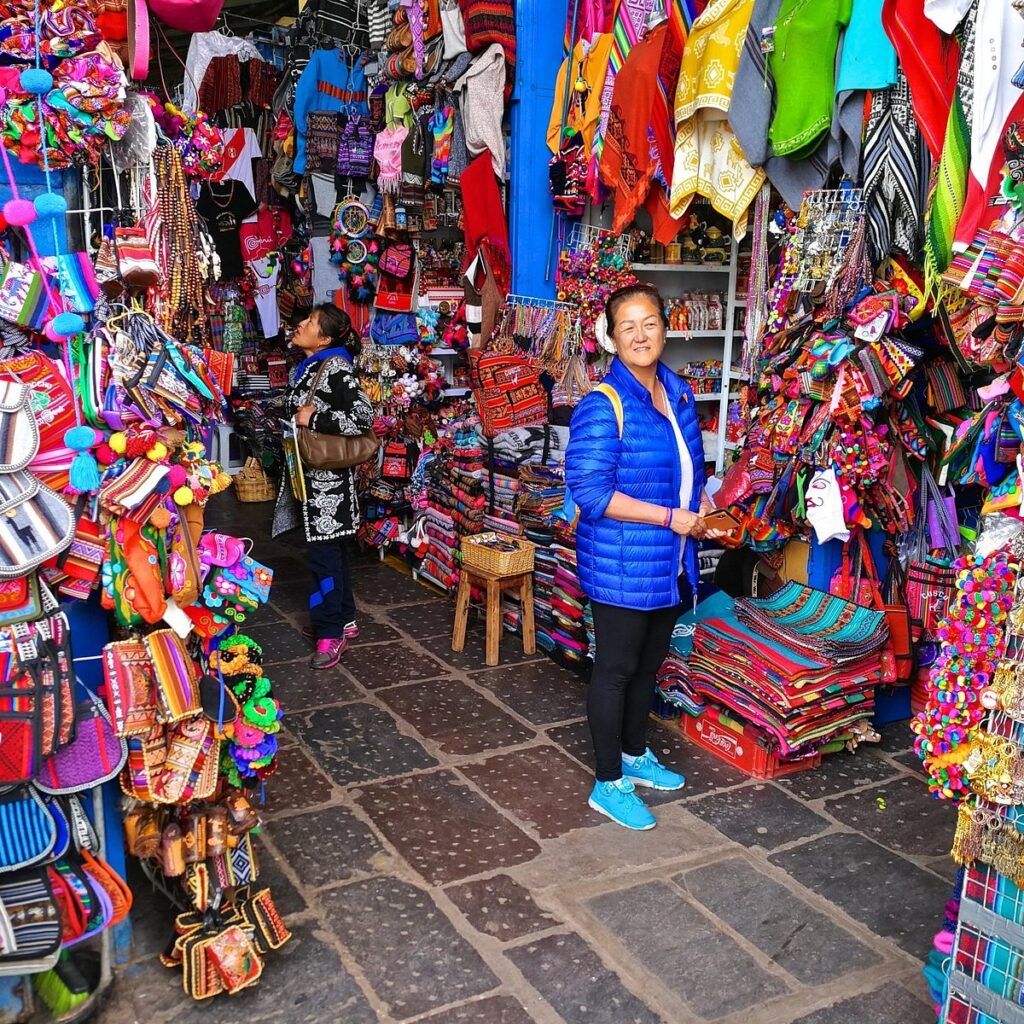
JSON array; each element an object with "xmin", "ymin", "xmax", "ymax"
[{"xmin": 313, "ymin": 303, "xmax": 362, "ymax": 359}]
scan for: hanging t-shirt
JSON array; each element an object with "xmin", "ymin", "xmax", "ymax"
[
  {"xmin": 196, "ymin": 181, "xmax": 258, "ymax": 280},
  {"xmin": 239, "ymin": 204, "xmax": 294, "ymax": 262},
  {"xmin": 247, "ymin": 256, "xmax": 281, "ymax": 338},
  {"xmin": 213, "ymin": 127, "xmax": 262, "ymax": 213}
]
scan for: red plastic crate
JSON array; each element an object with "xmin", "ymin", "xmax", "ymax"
[{"xmin": 679, "ymin": 706, "xmax": 821, "ymax": 779}]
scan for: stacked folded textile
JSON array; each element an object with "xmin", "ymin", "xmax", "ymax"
[
  {"xmin": 690, "ymin": 589, "xmax": 882, "ymax": 755},
  {"xmin": 418, "ymin": 505, "xmax": 459, "ymax": 592},
  {"xmin": 480, "ymin": 468, "xmax": 521, "ymax": 535},
  {"xmin": 516, "ymin": 464, "xmax": 567, "ymax": 532},
  {"xmin": 656, "ymin": 654, "xmax": 705, "ymax": 717},
  {"xmin": 549, "ymin": 543, "xmax": 591, "ymax": 668},
  {"xmin": 490, "ymin": 425, "xmax": 570, "ymax": 468},
  {"xmin": 734, "ymin": 582, "xmax": 889, "ymax": 663}
]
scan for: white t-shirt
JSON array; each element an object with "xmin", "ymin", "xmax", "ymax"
[
  {"xmin": 214, "ymin": 128, "xmax": 262, "ymax": 220},
  {"xmin": 247, "ymin": 257, "xmax": 281, "ymax": 338},
  {"xmin": 664, "ymin": 387, "xmax": 694, "ymax": 572}
]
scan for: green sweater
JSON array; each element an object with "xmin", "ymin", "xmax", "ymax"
[{"xmin": 768, "ymin": 0, "xmax": 853, "ymax": 159}]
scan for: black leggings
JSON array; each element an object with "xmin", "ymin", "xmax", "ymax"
[
  {"xmin": 588, "ymin": 590, "xmax": 686, "ymax": 782},
  {"xmin": 308, "ymin": 538, "xmax": 356, "ymax": 639}
]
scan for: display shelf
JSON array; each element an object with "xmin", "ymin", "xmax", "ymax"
[
  {"xmin": 633, "ymin": 263, "xmax": 731, "ymax": 273},
  {"xmin": 431, "ymin": 348, "xmax": 458, "ymax": 356},
  {"xmin": 692, "ymin": 392, "xmax": 724, "ymax": 402},
  {"xmin": 444, "ymin": 387, "xmax": 471, "ymax": 396}
]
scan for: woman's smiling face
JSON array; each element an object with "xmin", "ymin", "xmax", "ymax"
[{"xmin": 610, "ymin": 296, "xmax": 666, "ymax": 371}]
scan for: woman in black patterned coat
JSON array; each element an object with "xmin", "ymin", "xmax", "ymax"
[{"xmin": 272, "ymin": 304, "xmax": 375, "ymax": 669}]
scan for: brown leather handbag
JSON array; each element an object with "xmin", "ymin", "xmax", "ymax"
[{"xmin": 296, "ymin": 358, "xmax": 380, "ymax": 471}]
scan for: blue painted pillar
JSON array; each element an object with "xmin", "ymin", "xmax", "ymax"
[{"xmin": 508, "ymin": 0, "xmax": 565, "ymax": 297}]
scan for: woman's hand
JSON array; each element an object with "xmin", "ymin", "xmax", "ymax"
[
  {"xmin": 295, "ymin": 405, "xmax": 315, "ymax": 427},
  {"xmin": 670, "ymin": 509, "xmax": 707, "ymax": 538}
]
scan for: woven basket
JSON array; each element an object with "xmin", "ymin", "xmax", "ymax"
[
  {"xmin": 461, "ymin": 532, "xmax": 535, "ymax": 576},
  {"xmin": 236, "ymin": 458, "xmax": 276, "ymax": 503}
]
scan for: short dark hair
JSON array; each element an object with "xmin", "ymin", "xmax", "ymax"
[
  {"xmin": 313, "ymin": 302, "xmax": 362, "ymax": 358},
  {"xmin": 605, "ymin": 283, "xmax": 669, "ymax": 332}
]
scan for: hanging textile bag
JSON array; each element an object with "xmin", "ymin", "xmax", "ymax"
[
  {"xmin": 336, "ymin": 115, "xmax": 374, "ymax": 179},
  {"xmin": 469, "ymin": 351, "xmax": 547, "ymax": 438},
  {"xmin": 0, "ymin": 471, "xmax": 74, "ymax": 578},
  {"xmin": 0, "ymin": 869, "xmax": 61, "ymax": 976},
  {"xmin": 35, "ymin": 690, "xmax": 127, "ymax": 794},
  {"xmin": 0, "ymin": 787, "xmax": 58, "ymax": 873},
  {"xmin": 113, "ymin": 215, "xmax": 162, "ymax": 290},
  {"xmin": 0, "ymin": 261, "xmax": 49, "ymax": 330},
  {"xmin": 906, "ymin": 469, "xmax": 958, "ymax": 640}
]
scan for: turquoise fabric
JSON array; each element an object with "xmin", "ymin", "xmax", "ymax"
[{"xmin": 836, "ymin": 0, "xmax": 897, "ymax": 92}]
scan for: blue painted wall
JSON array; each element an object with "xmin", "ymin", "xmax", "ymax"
[{"xmin": 508, "ymin": 0, "xmax": 564, "ymax": 297}]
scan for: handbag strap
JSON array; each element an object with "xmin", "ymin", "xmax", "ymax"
[
  {"xmin": 854, "ymin": 531, "xmax": 886, "ymax": 612},
  {"xmin": 302, "ymin": 357, "xmax": 334, "ymax": 407}
]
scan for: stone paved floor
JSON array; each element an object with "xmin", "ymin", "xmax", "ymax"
[{"xmin": 102, "ymin": 497, "xmax": 951, "ymax": 1024}]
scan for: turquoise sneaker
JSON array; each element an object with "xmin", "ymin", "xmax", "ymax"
[
  {"xmin": 622, "ymin": 748, "xmax": 686, "ymax": 791},
  {"xmin": 588, "ymin": 778, "xmax": 656, "ymax": 831}
]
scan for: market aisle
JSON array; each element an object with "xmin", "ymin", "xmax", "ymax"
[{"xmin": 103, "ymin": 498, "xmax": 947, "ymax": 1024}]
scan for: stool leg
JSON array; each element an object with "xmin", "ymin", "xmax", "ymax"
[
  {"xmin": 452, "ymin": 573, "xmax": 472, "ymax": 653},
  {"xmin": 485, "ymin": 579, "xmax": 501, "ymax": 666},
  {"xmin": 520, "ymin": 574, "xmax": 536, "ymax": 655}
]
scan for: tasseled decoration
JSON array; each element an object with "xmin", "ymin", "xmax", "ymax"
[{"xmin": 65, "ymin": 425, "xmax": 101, "ymax": 494}]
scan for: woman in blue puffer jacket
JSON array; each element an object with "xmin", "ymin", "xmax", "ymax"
[{"xmin": 566, "ymin": 283, "xmax": 714, "ymax": 832}]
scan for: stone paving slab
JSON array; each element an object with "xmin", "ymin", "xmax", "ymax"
[
  {"xmin": 586, "ymin": 879, "xmax": 790, "ymax": 1019},
  {"xmin": 107, "ymin": 500, "xmax": 956, "ymax": 1024}
]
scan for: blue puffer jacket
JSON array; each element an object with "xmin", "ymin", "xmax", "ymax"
[{"xmin": 566, "ymin": 357, "xmax": 707, "ymax": 610}]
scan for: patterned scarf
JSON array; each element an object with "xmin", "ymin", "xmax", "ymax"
[
  {"xmin": 922, "ymin": 1, "xmax": 976, "ymax": 295},
  {"xmin": 863, "ymin": 68, "xmax": 932, "ymax": 265}
]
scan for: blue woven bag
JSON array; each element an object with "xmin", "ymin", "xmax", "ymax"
[{"xmin": 0, "ymin": 786, "xmax": 57, "ymax": 873}]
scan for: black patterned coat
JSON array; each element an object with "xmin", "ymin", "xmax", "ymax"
[{"xmin": 272, "ymin": 353, "xmax": 375, "ymax": 543}]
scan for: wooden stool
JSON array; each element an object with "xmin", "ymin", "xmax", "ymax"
[{"xmin": 452, "ymin": 565, "xmax": 536, "ymax": 667}]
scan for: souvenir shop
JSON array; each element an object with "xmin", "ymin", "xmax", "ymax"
[{"xmin": 3, "ymin": 0, "xmax": 1024, "ymax": 1016}]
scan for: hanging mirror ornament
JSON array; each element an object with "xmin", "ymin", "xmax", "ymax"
[{"xmin": 335, "ymin": 197, "xmax": 370, "ymax": 239}]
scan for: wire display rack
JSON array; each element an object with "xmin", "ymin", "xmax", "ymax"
[
  {"xmin": 789, "ymin": 187, "xmax": 866, "ymax": 293},
  {"xmin": 944, "ymin": 865, "xmax": 1024, "ymax": 1023},
  {"xmin": 566, "ymin": 222, "xmax": 632, "ymax": 259}
]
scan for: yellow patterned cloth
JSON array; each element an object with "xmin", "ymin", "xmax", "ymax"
[{"xmin": 669, "ymin": 0, "xmax": 764, "ymax": 232}]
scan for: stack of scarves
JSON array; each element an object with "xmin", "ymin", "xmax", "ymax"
[
  {"xmin": 516, "ymin": 464, "xmax": 567, "ymax": 531},
  {"xmin": 418, "ymin": 506, "xmax": 459, "ymax": 592},
  {"xmin": 548, "ymin": 544, "xmax": 591, "ymax": 668},
  {"xmin": 689, "ymin": 591, "xmax": 880, "ymax": 756},
  {"xmin": 480, "ymin": 468, "xmax": 521, "ymax": 534}
]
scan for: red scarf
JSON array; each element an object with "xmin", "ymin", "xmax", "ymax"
[
  {"xmin": 460, "ymin": 152, "xmax": 511, "ymax": 297},
  {"xmin": 881, "ymin": 0, "xmax": 958, "ymax": 162}
]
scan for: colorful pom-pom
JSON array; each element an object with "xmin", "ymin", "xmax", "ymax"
[
  {"xmin": 172, "ymin": 485, "xmax": 194, "ymax": 506},
  {"xmin": 19, "ymin": 68, "xmax": 52, "ymax": 94}
]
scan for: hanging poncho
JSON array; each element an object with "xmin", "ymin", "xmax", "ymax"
[{"xmin": 669, "ymin": 0, "xmax": 764, "ymax": 230}]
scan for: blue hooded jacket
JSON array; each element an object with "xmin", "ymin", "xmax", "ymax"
[{"xmin": 565, "ymin": 357, "xmax": 707, "ymax": 610}]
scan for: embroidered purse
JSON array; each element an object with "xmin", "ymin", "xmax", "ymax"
[
  {"xmin": 100, "ymin": 638, "xmax": 158, "ymax": 737},
  {"xmin": 143, "ymin": 629, "xmax": 200, "ymax": 723}
]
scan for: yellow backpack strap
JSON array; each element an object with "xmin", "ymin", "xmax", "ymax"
[{"xmin": 593, "ymin": 382, "xmax": 623, "ymax": 438}]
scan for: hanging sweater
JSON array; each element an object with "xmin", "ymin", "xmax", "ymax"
[
  {"xmin": 768, "ymin": 0, "xmax": 853, "ymax": 159},
  {"xmin": 292, "ymin": 49, "xmax": 369, "ymax": 175},
  {"xmin": 453, "ymin": 43, "xmax": 506, "ymax": 178}
]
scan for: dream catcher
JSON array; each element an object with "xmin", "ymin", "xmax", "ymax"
[{"xmin": 331, "ymin": 197, "xmax": 380, "ymax": 302}]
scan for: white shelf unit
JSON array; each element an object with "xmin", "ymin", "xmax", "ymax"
[{"xmin": 633, "ymin": 243, "xmax": 746, "ymax": 474}]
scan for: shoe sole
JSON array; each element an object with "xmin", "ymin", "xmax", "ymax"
[
  {"xmin": 624, "ymin": 776, "xmax": 686, "ymax": 792},
  {"xmin": 587, "ymin": 797, "xmax": 656, "ymax": 830}
]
